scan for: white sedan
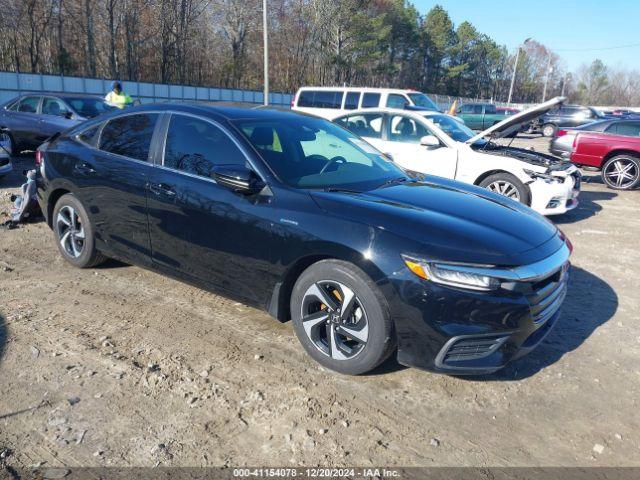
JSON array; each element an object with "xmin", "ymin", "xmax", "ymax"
[{"xmin": 332, "ymin": 97, "xmax": 580, "ymax": 216}]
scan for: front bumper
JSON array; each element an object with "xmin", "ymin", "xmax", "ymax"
[
  {"xmin": 385, "ymin": 244, "xmax": 571, "ymax": 375},
  {"xmin": 528, "ymin": 170, "xmax": 581, "ymax": 216}
]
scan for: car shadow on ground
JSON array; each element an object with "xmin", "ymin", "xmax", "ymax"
[
  {"xmin": 0, "ymin": 314, "xmax": 7, "ymax": 366},
  {"xmin": 554, "ymin": 189, "xmax": 617, "ymax": 224},
  {"xmin": 474, "ymin": 266, "xmax": 617, "ymax": 382}
]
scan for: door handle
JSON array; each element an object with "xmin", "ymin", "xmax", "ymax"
[
  {"xmin": 149, "ymin": 182, "xmax": 176, "ymax": 197},
  {"xmin": 74, "ymin": 162, "xmax": 96, "ymax": 174}
]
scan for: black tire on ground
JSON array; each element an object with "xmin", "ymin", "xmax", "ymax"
[
  {"xmin": 0, "ymin": 130, "xmax": 14, "ymax": 157},
  {"xmin": 479, "ymin": 172, "xmax": 531, "ymax": 206},
  {"xmin": 601, "ymin": 154, "xmax": 640, "ymax": 190},
  {"xmin": 542, "ymin": 123, "xmax": 556, "ymax": 137},
  {"xmin": 52, "ymin": 193, "xmax": 107, "ymax": 268},
  {"xmin": 290, "ymin": 259, "xmax": 395, "ymax": 375}
]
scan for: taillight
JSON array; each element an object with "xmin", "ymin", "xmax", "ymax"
[
  {"xmin": 35, "ymin": 150, "xmax": 43, "ymax": 166},
  {"xmin": 557, "ymin": 129, "xmax": 568, "ymax": 137}
]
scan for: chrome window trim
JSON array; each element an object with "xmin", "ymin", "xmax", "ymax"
[{"xmin": 434, "ymin": 243, "xmax": 571, "ymax": 282}]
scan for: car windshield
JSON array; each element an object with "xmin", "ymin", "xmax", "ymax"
[
  {"xmin": 63, "ymin": 97, "xmax": 116, "ymax": 118},
  {"xmin": 407, "ymin": 93, "xmax": 439, "ymax": 111},
  {"xmin": 423, "ymin": 114, "xmax": 476, "ymax": 143},
  {"xmin": 234, "ymin": 115, "xmax": 407, "ymax": 191}
]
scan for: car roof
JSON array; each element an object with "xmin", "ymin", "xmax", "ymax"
[
  {"xmin": 295, "ymin": 86, "xmax": 423, "ymax": 95},
  {"xmin": 332, "ymin": 107, "xmax": 443, "ymax": 120},
  {"xmin": 102, "ymin": 101, "xmax": 318, "ymax": 122}
]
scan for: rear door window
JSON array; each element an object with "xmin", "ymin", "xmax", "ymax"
[
  {"xmin": 361, "ymin": 93, "xmax": 381, "ymax": 108},
  {"xmin": 17, "ymin": 97, "xmax": 41, "ymax": 113},
  {"xmin": 297, "ymin": 90, "xmax": 343, "ymax": 109},
  {"xmin": 344, "ymin": 92, "xmax": 361, "ymax": 110},
  {"xmin": 99, "ymin": 113, "xmax": 159, "ymax": 161},
  {"xmin": 609, "ymin": 121, "xmax": 640, "ymax": 137},
  {"xmin": 335, "ymin": 113, "xmax": 383, "ymax": 139}
]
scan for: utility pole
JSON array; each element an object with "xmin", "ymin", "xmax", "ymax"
[
  {"xmin": 263, "ymin": 0, "xmax": 269, "ymax": 106},
  {"xmin": 507, "ymin": 37, "xmax": 531, "ymax": 104},
  {"xmin": 542, "ymin": 53, "xmax": 552, "ymax": 102}
]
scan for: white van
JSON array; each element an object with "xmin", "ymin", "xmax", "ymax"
[{"xmin": 291, "ymin": 87, "xmax": 440, "ymax": 120}]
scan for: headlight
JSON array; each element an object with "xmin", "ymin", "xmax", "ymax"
[
  {"xmin": 524, "ymin": 169, "xmax": 560, "ymax": 183},
  {"xmin": 402, "ymin": 255, "xmax": 500, "ymax": 291}
]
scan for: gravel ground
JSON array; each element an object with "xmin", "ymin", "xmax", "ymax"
[{"xmin": 0, "ymin": 135, "xmax": 639, "ymax": 471}]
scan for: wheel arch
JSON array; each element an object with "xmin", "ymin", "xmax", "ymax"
[
  {"xmin": 267, "ymin": 249, "xmax": 387, "ymax": 323},
  {"xmin": 602, "ymin": 149, "xmax": 640, "ymax": 165},
  {"xmin": 473, "ymin": 169, "xmax": 532, "ymax": 206},
  {"xmin": 46, "ymin": 188, "xmax": 71, "ymax": 227}
]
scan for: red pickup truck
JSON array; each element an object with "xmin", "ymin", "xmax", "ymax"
[{"xmin": 571, "ymin": 130, "xmax": 640, "ymax": 190}]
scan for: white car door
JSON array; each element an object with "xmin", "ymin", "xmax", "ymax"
[{"xmin": 382, "ymin": 114, "xmax": 457, "ymax": 179}]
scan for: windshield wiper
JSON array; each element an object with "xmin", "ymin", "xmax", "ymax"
[
  {"xmin": 323, "ymin": 187, "xmax": 363, "ymax": 194},
  {"xmin": 378, "ymin": 177, "xmax": 408, "ymax": 188}
]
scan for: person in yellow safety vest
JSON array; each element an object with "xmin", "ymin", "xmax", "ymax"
[{"xmin": 105, "ymin": 81, "xmax": 132, "ymax": 109}]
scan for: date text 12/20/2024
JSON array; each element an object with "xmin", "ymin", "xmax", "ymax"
[{"xmin": 233, "ymin": 468, "xmax": 401, "ymax": 478}]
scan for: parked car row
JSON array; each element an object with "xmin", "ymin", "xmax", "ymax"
[
  {"xmin": 1, "ymin": 86, "xmax": 632, "ymax": 377},
  {"xmin": 332, "ymin": 97, "xmax": 580, "ymax": 216}
]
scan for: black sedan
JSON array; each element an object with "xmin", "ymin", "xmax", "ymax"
[
  {"xmin": 0, "ymin": 93, "xmax": 116, "ymax": 155},
  {"xmin": 36, "ymin": 104, "xmax": 571, "ymax": 375},
  {"xmin": 535, "ymin": 105, "xmax": 605, "ymax": 137}
]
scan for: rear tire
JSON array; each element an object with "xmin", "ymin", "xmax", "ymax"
[
  {"xmin": 542, "ymin": 123, "xmax": 556, "ymax": 137},
  {"xmin": 290, "ymin": 259, "xmax": 395, "ymax": 375},
  {"xmin": 601, "ymin": 155, "xmax": 640, "ymax": 190},
  {"xmin": 479, "ymin": 173, "xmax": 531, "ymax": 205},
  {"xmin": 52, "ymin": 194, "xmax": 107, "ymax": 268}
]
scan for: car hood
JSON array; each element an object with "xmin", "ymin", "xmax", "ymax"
[
  {"xmin": 310, "ymin": 178, "xmax": 561, "ymax": 266},
  {"xmin": 467, "ymin": 96, "xmax": 566, "ymax": 144},
  {"xmin": 470, "ymin": 143, "xmax": 576, "ymax": 172}
]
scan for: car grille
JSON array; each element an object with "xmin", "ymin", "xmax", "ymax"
[
  {"xmin": 526, "ymin": 266, "xmax": 568, "ymax": 325},
  {"xmin": 442, "ymin": 335, "xmax": 509, "ymax": 363}
]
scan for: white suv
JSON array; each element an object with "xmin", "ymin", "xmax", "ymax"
[
  {"xmin": 332, "ymin": 97, "xmax": 581, "ymax": 216},
  {"xmin": 292, "ymin": 87, "xmax": 440, "ymax": 120}
]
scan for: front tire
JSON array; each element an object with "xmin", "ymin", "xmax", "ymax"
[
  {"xmin": 290, "ymin": 260, "xmax": 395, "ymax": 375},
  {"xmin": 542, "ymin": 123, "xmax": 556, "ymax": 137},
  {"xmin": 479, "ymin": 172, "xmax": 531, "ymax": 205},
  {"xmin": 53, "ymin": 194, "xmax": 106, "ymax": 268},
  {"xmin": 601, "ymin": 155, "xmax": 640, "ymax": 190}
]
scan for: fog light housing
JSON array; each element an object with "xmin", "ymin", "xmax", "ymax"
[{"xmin": 546, "ymin": 197, "xmax": 561, "ymax": 209}]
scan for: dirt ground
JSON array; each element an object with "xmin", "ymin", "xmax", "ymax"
[{"xmin": 1, "ymin": 135, "xmax": 639, "ymax": 471}]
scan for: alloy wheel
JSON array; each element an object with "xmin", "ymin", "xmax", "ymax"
[
  {"xmin": 56, "ymin": 205, "xmax": 85, "ymax": 258},
  {"xmin": 487, "ymin": 180, "xmax": 521, "ymax": 201},
  {"xmin": 603, "ymin": 158, "xmax": 638, "ymax": 189},
  {"xmin": 0, "ymin": 132, "xmax": 11, "ymax": 157},
  {"xmin": 300, "ymin": 280, "xmax": 369, "ymax": 360}
]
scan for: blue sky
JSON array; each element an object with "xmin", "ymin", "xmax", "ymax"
[{"xmin": 413, "ymin": 0, "xmax": 640, "ymax": 71}]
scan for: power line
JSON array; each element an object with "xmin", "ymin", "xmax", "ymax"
[{"xmin": 554, "ymin": 42, "xmax": 640, "ymax": 52}]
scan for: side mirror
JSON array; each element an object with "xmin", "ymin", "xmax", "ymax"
[
  {"xmin": 420, "ymin": 135, "xmax": 440, "ymax": 149},
  {"xmin": 212, "ymin": 165, "xmax": 264, "ymax": 195},
  {"xmin": 64, "ymin": 111, "xmax": 74, "ymax": 119}
]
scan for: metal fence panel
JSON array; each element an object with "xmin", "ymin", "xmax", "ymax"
[{"xmin": 42, "ymin": 75, "xmax": 63, "ymax": 92}]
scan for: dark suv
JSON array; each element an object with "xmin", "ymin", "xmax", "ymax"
[
  {"xmin": 535, "ymin": 105, "xmax": 605, "ymax": 137},
  {"xmin": 36, "ymin": 104, "xmax": 572, "ymax": 375}
]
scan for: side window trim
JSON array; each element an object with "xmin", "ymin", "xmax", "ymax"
[{"xmin": 156, "ymin": 111, "xmax": 261, "ymax": 183}]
